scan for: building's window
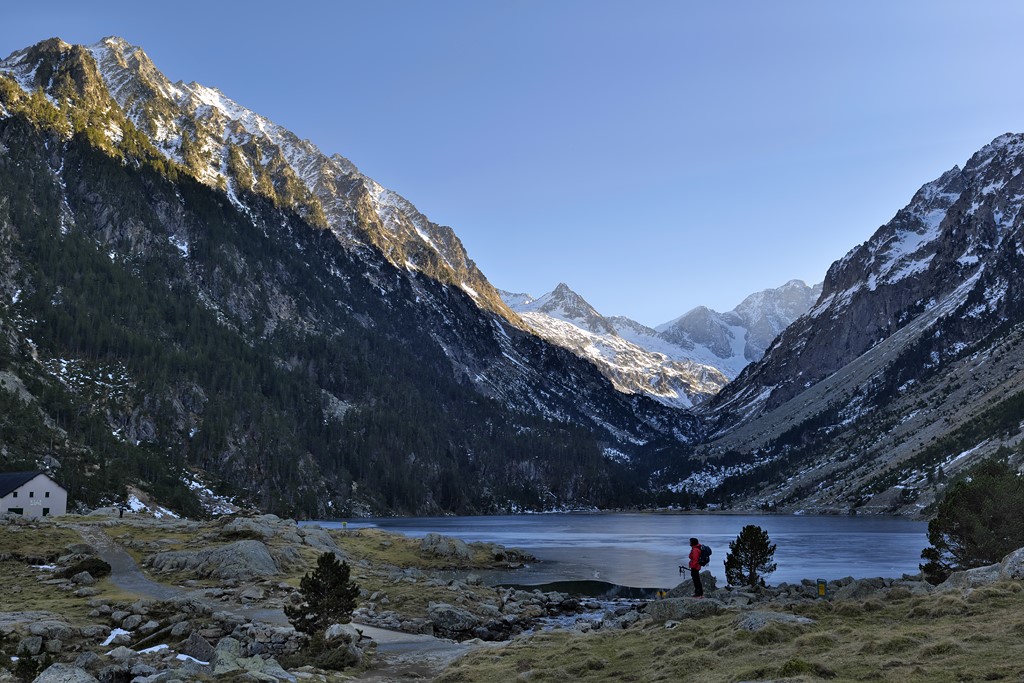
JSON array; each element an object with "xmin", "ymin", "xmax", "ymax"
[
  {"xmin": 11, "ymin": 491, "xmax": 16, "ymax": 498},
  {"xmin": 42, "ymin": 508, "xmax": 50, "ymax": 516},
  {"xmin": 29, "ymin": 492, "xmax": 34, "ymax": 498},
  {"xmin": 8, "ymin": 508, "xmax": 22, "ymax": 515},
  {"xmin": 45, "ymin": 492, "xmax": 50, "ymax": 498}
]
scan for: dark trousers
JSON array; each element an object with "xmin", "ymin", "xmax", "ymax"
[{"xmin": 691, "ymin": 567, "xmax": 703, "ymax": 596}]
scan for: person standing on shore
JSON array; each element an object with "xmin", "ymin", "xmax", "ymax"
[{"xmin": 688, "ymin": 537, "xmax": 704, "ymax": 598}]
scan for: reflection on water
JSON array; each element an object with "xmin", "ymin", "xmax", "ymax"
[{"xmin": 307, "ymin": 513, "xmax": 928, "ymax": 589}]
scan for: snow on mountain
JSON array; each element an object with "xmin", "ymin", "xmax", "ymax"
[
  {"xmin": 656, "ymin": 280, "xmax": 823, "ymax": 379},
  {"xmin": 503, "ymin": 285, "xmax": 727, "ymax": 407},
  {"xmin": 500, "ymin": 280, "xmax": 819, "ymax": 407},
  {"xmin": 79, "ymin": 36, "xmax": 518, "ymax": 322},
  {"xmin": 693, "ymin": 132, "xmax": 1024, "ymax": 514}
]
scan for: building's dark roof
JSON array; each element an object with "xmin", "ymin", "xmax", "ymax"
[{"xmin": 0, "ymin": 471, "xmax": 47, "ymax": 497}]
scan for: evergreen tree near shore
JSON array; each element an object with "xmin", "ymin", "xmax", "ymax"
[
  {"xmin": 724, "ymin": 524, "xmax": 777, "ymax": 587},
  {"xmin": 284, "ymin": 552, "xmax": 360, "ymax": 637},
  {"xmin": 921, "ymin": 459, "xmax": 1024, "ymax": 584}
]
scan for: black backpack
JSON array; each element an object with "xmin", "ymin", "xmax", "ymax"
[{"xmin": 698, "ymin": 544, "xmax": 712, "ymax": 567}]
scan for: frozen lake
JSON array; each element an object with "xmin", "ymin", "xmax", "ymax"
[{"xmin": 309, "ymin": 512, "xmax": 929, "ymax": 589}]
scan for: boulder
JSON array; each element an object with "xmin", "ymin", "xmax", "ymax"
[
  {"xmin": 646, "ymin": 597, "xmax": 723, "ymax": 622},
  {"xmin": 999, "ymin": 547, "xmax": 1024, "ymax": 580},
  {"xmin": 71, "ymin": 571, "xmax": 96, "ymax": 585},
  {"xmin": 17, "ymin": 635, "xmax": 43, "ymax": 656},
  {"xmin": 121, "ymin": 614, "xmax": 143, "ymax": 630},
  {"xmin": 28, "ymin": 620, "xmax": 75, "ymax": 640},
  {"xmin": 179, "ymin": 632, "xmax": 215, "ymax": 664},
  {"xmin": 420, "ymin": 533, "xmax": 472, "ymax": 562},
  {"xmin": 734, "ymin": 611, "xmax": 815, "ymax": 631},
  {"xmin": 666, "ymin": 570, "xmax": 718, "ymax": 597},
  {"xmin": 940, "ymin": 563, "xmax": 1002, "ymax": 591},
  {"xmin": 222, "ymin": 517, "xmax": 276, "ymax": 540},
  {"xmin": 212, "ymin": 636, "xmax": 291, "ymax": 680},
  {"xmin": 427, "ymin": 603, "xmax": 481, "ymax": 636},
  {"xmin": 106, "ymin": 646, "xmax": 137, "ymax": 661},
  {"xmin": 324, "ymin": 623, "xmax": 362, "ymax": 644},
  {"xmin": 147, "ymin": 540, "xmax": 279, "ymax": 581},
  {"xmin": 834, "ymin": 577, "xmax": 886, "ymax": 601},
  {"xmin": 299, "ymin": 527, "xmax": 340, "ymax": 554},
  {"xmin": 31, "ymin": 664, "xmax": 99, "ymax": 683}
]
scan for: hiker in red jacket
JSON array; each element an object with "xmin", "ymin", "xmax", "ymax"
[{"xmin": 688, "ymin": 537, "xmax": 704, "ymax": 597}]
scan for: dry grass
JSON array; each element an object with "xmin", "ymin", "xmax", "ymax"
[{"xmin": 437, "ymin": 583, "xmax": 1024, "ymax": 683}]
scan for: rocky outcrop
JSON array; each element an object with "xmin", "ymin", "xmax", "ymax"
[
  {"xmin": 938, "ymin": 546, "xmax": 1024, "ymax": 591},
  {"xmin": 146, "ymin": 539, "xmax": 280, "ymax": 580},
  {"xmin": 646, "ymin": 597, "xmax": 723, "ymax": 621},
  {"xmin": 734, "ymin": 611, "xmax": 814, "ymax": 631},
  {"xmin": 419, "ymin": 533, "xmax": 472, "ymax": 562}
]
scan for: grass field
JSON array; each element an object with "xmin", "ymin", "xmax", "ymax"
[{"xmin": 436, "ymin": 582, "xmax": 1024, "ymax": 682}]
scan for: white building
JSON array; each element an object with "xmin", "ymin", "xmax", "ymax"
[{"xmin": 0, "ymin": 471, "xmax": 67, "ymax": 518}]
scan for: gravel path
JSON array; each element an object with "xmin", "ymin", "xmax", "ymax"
[{"xmin": 72, "ymin": 523, "xmax": 491, "ymax": 680}]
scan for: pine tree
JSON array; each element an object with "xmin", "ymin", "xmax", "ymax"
[
  {"xmin": 724, "ymin": 524, "xmax": 777, "ymax": 587},
  {"xmin": 920, "ymin": 459, "xmax": 1024, "ymax": 584},
  {"xmin": 284, "ymin": 552, "xmax": 360, "ymax": 637}
]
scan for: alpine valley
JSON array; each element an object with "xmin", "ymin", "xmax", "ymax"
[{"xmin": 1, "ymin": 36, "xmax": 1022, "ymax": 519}]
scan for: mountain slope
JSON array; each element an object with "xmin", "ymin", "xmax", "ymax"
[
  {"xmin": 503, "ymin": 284, "xmax": 727, "ymax": 408},
  {"xmin": 501, "ymin": 280, "xmax": 819, "ymax": 409},
  {"xmin": 81, "ymin": 36, "xmax": 520, "ymax": 324},
  {"xmin": 0, "ymin": 37, "xmax": 699, "ymax": 516},
  {"xmin": 687, "ymin": 133, "xmax": 1024, "ymax": 513},
  {"xmin": 655, "ymin": 280, "xmax": 823, "ymax": 379}
]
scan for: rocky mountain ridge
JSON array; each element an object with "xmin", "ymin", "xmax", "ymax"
[
  {"xmin": 501, "ymin": 280, "xmax": 820, "ymax": 408},
  {"xmin": 685, "ymin": 133, "xmax": 1024, "ymax": 513},
  {"xmin": 0, "ymin": 36, "xmax": 699, "ymax": 517}
]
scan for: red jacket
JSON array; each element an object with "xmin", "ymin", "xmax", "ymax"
[{"xmin": 689, "ymin": 545, "xmax": 701, "ymax": 570}]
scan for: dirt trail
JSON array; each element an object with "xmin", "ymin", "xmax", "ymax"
[{"xmin": 72, "ymin": 523, "xmax": 489, "ymax": 680}]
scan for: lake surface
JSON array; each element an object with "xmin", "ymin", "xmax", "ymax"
[{"xmin": 310, "ymin": 513, "xmax": 928, "ymax": 589}]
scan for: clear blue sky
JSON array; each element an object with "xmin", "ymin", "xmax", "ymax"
[{"xmin": 4, "ymin": 1, "xmax": 1024, "ymax": 326}]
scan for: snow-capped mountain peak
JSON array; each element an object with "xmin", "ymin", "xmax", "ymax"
[{"xmin": 77, "ymin": 37, "xmax": 519, "ymax": 322}]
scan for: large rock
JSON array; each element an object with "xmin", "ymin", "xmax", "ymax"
[
  {"xmin": 834, "ymin": 577, "xmax": 886, "ymax": 601},
  {"xmin": 31, "ymin": 664, "xmax": 99, "ymax": 683},
  {"xmin": 28, "ymin": 620, "xmax": 76, "ymax": 640},
  {"xmin": 420, "ymin": 533, "xmax": 472, "ymax": 562},
  {"xmin": 939, "ymin": 563, "xmax": 1002, "ymax": 591},
  {"xmin": 212, "ymin": 637, "xmax": 292, "ymax": 680},
  {"xmin": 427, "ymin": 603, "xmax": 481, "ymax": 636},
  {"xmin": 735, "ymin": 611, "xmax": 814, "ymax": 631},
  {"xmin": 299, "ymin": 527, "xmax": 341, "ymax": 554},
  {"xmin": 666, "ymin": 570, "xmax": 718, "ymax": 597},
  {"xmin": 999, "ymin": 547, "xmax": 1024, "ymax": 580},
  {"xmin": 179, "ymin": 631, "xmax": 215, "ymax": 664},
  {"xmin": 324, "ymin": 623, "xmax": 362, "ymax": 644},
  {"xmin": 147, "ymin": 540, "xmax": 279, "ymax": 580},
  {"xmin": 646, "ymin": 597, "xmax": 723, "ymax": 621}
]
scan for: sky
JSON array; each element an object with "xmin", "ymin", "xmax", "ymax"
[{"xmin": 4, "ymin": 1, "xmax": 1024, "ymax": 326}]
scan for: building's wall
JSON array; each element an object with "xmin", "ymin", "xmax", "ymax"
[{"xmin": 0, "ymin": 475, "xmax": 67, "ymax": 517}]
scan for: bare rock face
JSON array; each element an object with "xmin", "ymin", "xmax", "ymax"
[
  {"xmin": 147, "ymin": 539, "xmax": 279, "ymax": 580},
  {"xmin": 419, "ymin": 533, "xmax": 472, "ymax": 562},
  {"xmin": 999, "ymin": 547, "xmax": 1024, "ymax": 580}
]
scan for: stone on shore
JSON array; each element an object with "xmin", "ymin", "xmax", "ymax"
[{"xmin": 420, "ymin": 533, "xmax": 472, "ymax": 562}]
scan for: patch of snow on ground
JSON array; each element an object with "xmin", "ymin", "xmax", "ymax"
[{"xmin": 102, "ymin": 628, "xmax": 131, "ymax": 646}]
